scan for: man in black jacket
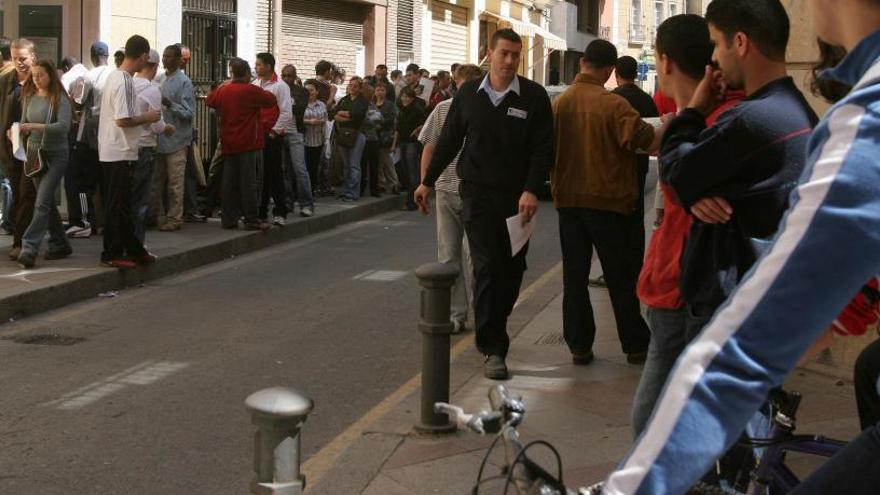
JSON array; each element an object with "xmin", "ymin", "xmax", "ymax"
[
  {"xmin": 612, "ymin": 56, "xmax": 659, "ymax": 294},
  {"xmin": 281, "ymin": 65, "xmax": 314, "ymax": 217},
  {"xmin": 415, "ymin": 28, "xmax": 554, "ymax": 380}
]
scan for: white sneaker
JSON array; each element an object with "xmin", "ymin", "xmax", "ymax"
[
  {"xmin": 300, "ymin": 207, "xmax": 313, "ymax": 218},
  {"xmin": 273, "ymin": 216, "xmax": 286, "ymax": 226},
  {"xmin": 65, "ymin": 224, "xmax": 92, "ymax": 238}
]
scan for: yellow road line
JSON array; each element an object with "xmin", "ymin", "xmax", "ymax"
[{"xmin": 301, "ymin": 261, "xmax": 563, "ymax": 488}]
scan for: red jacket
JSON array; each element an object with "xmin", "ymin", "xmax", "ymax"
[
  {"xmin": 637, "ymin": 93, "xmax": 743, "ymax": 309},
  {"xmin": 206, "ymin": 81, "xmax": 276, "ymax": 155}
]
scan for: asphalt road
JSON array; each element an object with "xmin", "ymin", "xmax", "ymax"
[{"xmin": 0, "ymin": 202, "xmax": 564, "ymax": 495}]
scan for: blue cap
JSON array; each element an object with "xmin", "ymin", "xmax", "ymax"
[{"xmin": 90, "ymin": 41, "xmax": 109, "ymax": 57}]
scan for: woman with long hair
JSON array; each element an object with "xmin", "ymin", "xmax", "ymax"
[
  {"xmin": 15, "ymin": 59, "xmax": 73, "ymax": 268},
  {"xmin": 334, "ymin": 76, "xmax": 368, "ymax": 201}
]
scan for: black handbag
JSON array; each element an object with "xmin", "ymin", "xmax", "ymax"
[
  {"xmin": 336, "ymin": 126, "xmax": 358, "ymax": 148},
  {"xmin": 23, "ymin": 99, "xmax": 52, "ymax": 178}
]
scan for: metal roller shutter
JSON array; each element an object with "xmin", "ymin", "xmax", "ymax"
[
  {"xmin": 429, "ymin": 1, "xmax": 468, "ymax": 74},
  {"xmin": 280, "ymin": 0, "xmax": 367, "ymax": 81}
]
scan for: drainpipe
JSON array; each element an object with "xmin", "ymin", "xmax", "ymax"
[{"xmin": 272, "ymin": 0, "xmax": 283, "ymax": 62}]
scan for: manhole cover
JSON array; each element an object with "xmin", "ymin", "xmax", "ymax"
[
  {"xmin": 10, "ymin": 334, "xmax": 87, "ymax": 346},
  {"xmin": 534, "ymin": 333, "xmax": 566, "ymax": 346}
]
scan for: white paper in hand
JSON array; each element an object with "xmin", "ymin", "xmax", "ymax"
[
  {"xmin": 11, "ymin": 123, "xmax": 26, "ymax": 161},
  {"xmin": 506, "ymin": 213, "xmax": 536, "ymax": 257}
]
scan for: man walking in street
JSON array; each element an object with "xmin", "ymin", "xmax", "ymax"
[
  {"xmin": 97, "ymin": 35, "xmax": 161, "ymax": 269},
  {"xmin": 418, "ymin": 64, "xmax": 484, "ymax": 334},
  {"xmin": 552, "ymin": 39, "xmax": 663, "ymax": 366},
  {"xmin": 415, "ymin": 29, "xmax": 554, "ymax": 380},
  {"xmin": 151, "ymin": 44, "xmax": 195, "ymax": 232},
  {"xmin": 206, "ymin": 58, "xmax": 276, "ymax": 231},
  {"xmin": 254, "ymin": 53, "xmax": 293, "ymax": 226}
]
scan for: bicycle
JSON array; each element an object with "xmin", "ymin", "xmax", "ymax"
[
  {"xmin": 712, "ymin": 388, "xmax": 848, "ymax": 494},
  {"xmin": 436, "ymin": 384, "xmax": 596, "ymax": 495}
]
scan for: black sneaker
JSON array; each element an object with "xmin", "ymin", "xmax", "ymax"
[
  {"xmin": 484, "ymin": 355, "xmax": 509, "ymax": 380},
  {"xmin": 17, "ymin": 250, "xmax": 36, "ymax": 269},
  {"xmin": 572, "ymin": 350, "xmax": 595, "ymax": 365},
  {"xmin": 44, "ymin": 246, "xmax": 73, "ymax": 260},
  {"xmin": 626, "ymin": 351, "xmax": 648, "ymax": 365},
  {"xmin": 588, "ymin": 275, "xmax": 607, "ymax": 288}
]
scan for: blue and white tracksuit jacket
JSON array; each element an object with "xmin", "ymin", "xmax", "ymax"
[{"xmin": 603, "ymin": 29, "xmax": 880, "ymax": 495}]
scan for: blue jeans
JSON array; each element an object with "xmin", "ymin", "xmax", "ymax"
[
  {"xmin": 631, "ymin": 306, "xmax": 710, "ymax": 437},
  {"xmin": 0, "ymin": 170, "xmax": 12, "ymax": 231},
  {"xmin": 340, "ymin": 132, "xmax": 366, "ymax": 200},
  {"xmin": 132, "ymin": 147, "xmax": 156, "ymax": 244},
  {"xmin": 283, "ymin": 132, "xmax": 314, "ymax": 209},
  {"xmin": 400, "ymin": 141, "xmax": 421, "ymax": 209},
  {"xmin": 21, "ymin": 148, "xmax": 72, "ymax": 255}
]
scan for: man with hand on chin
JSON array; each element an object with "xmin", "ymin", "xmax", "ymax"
[{"xmin": 414, "ymin": 28, "xmax": 554, "ymax": 380}]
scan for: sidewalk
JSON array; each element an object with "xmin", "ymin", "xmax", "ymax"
[
  {"xmin": 309, "ymin": 269, "xmax": 863, "ymax": 494},
  {"xmin": 0, "ymin": 195, "xmax": 403, "ymax": 325}
]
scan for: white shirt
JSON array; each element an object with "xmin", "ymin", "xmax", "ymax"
[
  {"xmin": 134, "ymin": 76, "xmax": 167, "ymax": 148},
  {"xmin": 253, "ymin": 75, "xmax": 295, "ymax": 134},
  {"xmin": 98, "ymin": 69, "xmax": 140, "ymax": 162},
  {"xmin": 61, "ymin": 64, "xmax": 88, "ymax": 95},
  {"xmin": 478, "ymin": 74, "xmax": 520, "ymax": 107}
]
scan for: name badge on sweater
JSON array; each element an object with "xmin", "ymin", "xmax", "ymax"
[{"xmin": 507, "ymin": 107, "xmax": 528, "ymax": 119}]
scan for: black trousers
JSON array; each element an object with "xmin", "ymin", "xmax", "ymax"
[
  {"xmin": 259, "ymin": 134, "xmax": 287, "ymax": 219},
  {"xmin": 101, "ymin": 161, "xmax": 146, "ymax": 261},
  {"xmin": 6, "ymin": 158, "xmax": 35, "ymax": 248},
  {"xmin": 68, "ymin": 143, "xmax": 103, "ymax": 228},
  {"xmin": 305, "ymin": 145, "xmax": 323, "ymax": 191},
  {"xmin": 631, "ymin": 162, "xmax": 649, "ymax": 266},
  {"xmin": 558, "ymin": 207, "xmax": 650, "ymax": 355},
  {"xmin": 461, "ymin": 182, "xmax": 527, "ymax": 358},
  {"xmin": 790, "ymin": 420, "xmax": 880, "ymax": 494},
  {"xmin": 855, "ymin": 338, "xmax": 880, "ymax": 430},
  {"xmin": 361, "ymin": 140, "xmax": 379, "ymax": 195}
]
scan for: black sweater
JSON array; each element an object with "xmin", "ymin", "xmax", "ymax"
[
  {"xmin": 423, "ymin": 75, "xmax": 554, "ymax": 193},
  {"xmin": 660, "ymin": 77, "xmax": 819, "ymax": 310}
]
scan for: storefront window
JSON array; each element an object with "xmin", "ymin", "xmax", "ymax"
[{"xmin": 19, "ymin": 5, "xmax": 63, "ymax": 65}]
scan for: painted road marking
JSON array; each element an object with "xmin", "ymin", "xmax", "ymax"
[
  {"xmin": 301, "ymin": 261, "xmax": 563, "ymax": 486},
  {"xmin": 44, "ymin": 360, "xmax": 190, "ymax": 411},
  {"xmin": 351, "ymin": 270, "xmax": 409, "ymax": 282}
]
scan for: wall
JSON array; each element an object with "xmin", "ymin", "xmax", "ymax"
[{"xmin": 109, "ymin": 0, "xmax": 157, "ymax": 54}]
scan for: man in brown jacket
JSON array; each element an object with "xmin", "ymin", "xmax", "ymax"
[{"xmin": 552, "ymin": 39, "xmax": 664, "ymax": 365}]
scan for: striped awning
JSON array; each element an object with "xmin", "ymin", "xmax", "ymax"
[{"xmin": 481, "ymin": 11, "xmax": 567, "ymax": 51}]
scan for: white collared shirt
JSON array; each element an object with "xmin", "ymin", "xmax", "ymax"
[{"xmin": 478, "ymin": 74, "xmax": 520, "ymax": 107}]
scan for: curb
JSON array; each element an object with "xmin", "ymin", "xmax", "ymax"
[{"xmin": 1, "ymin": 195, "xmax": 405, "ymax": 325}]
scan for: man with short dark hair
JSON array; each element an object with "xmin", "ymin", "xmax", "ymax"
[
  {"xmin": 428, "ymin": 70, "xmax": 452, "ymax": 111},
  {"xmin": 151, "ymin": 44, "xmax": 195, "ymax": 232},
  {"xmin": 552, "ymin": 39, "xmax": 663, "ymax": 368},
  {"xmin": 630, "ymin": 13, "xmax": 742, "ymax": 438},
  {"xmin": 97, "ymin": 35, "xmax": 162, "ymax": 269},
  {"xmin": 415, "ymin": 29, "xmax": 554, "ymax": 380},
  {"xmin": 206, "ymin": 58, "xmax": 276, "ymax": 231},
  {"xmin": 366, "ymin": 63, "xmax": 396, "ymax": 102},
  {"xmin": 254, "ymin": 52, "xmax": 293, "ymax": 226}
]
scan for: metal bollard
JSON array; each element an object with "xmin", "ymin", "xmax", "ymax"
[
  {"xmin": 414, "ymin": 262, "xmax": 459, "ymax": 433},
  {"xmin": 245, "ymin": 387, "xmax": 314, "ymax": 495}
]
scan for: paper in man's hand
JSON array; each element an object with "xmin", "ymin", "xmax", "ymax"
[{"xmin": 507, "ymin": 213, "xmax": 536, "ymax": 256}]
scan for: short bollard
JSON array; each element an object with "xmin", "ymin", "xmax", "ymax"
[
  {"xmin": 414, "ymin": 262, "xmax": 460, "ymax": 433},
  {"xmin": 245, "ymin": 387, "xmax": 314, "ymax": 495}
]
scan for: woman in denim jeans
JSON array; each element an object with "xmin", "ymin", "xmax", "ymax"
[
  {"xmin": 334, "ymin": 76, "xmax": 368, "ymax": 201},
  {"xmin": 391, "ymin": 86, "xmax": 426, "ymax": 211},
  {"xmin": 15, "ymin": 59, "xmax": 72, "ymax": 269}
]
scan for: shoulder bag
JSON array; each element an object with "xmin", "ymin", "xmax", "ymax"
[{"xmin": 24, "ymin": 99, "xmax": 53, "ymax": 178}]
